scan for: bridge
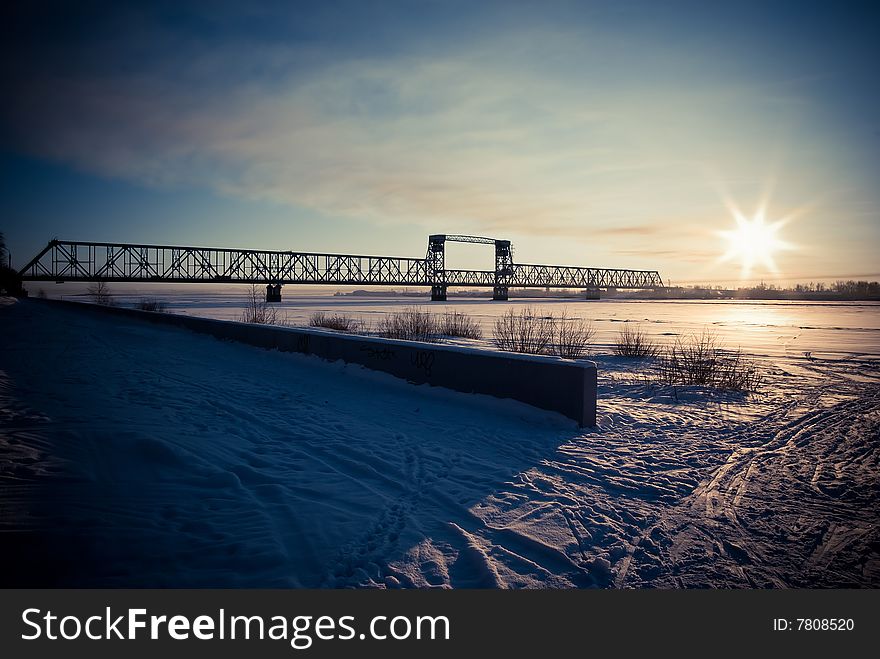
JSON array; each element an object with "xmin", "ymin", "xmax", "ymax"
[{"xmin": 19, "ymin": 235, "xmax": 664, "ymax": 301}]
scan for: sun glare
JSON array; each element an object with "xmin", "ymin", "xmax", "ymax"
[{"xmin": 719, "ymin": 209, "xmax": 790, "ymax": 277}]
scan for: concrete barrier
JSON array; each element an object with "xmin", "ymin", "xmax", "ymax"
[{"xmin": 33, "ymin": 299, "xmax": 597, "ymax": 426}]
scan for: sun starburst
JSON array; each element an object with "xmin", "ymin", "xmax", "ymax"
[{"xmin": 718, "ymin": 206, "xmax": 792, "ymax": 278}]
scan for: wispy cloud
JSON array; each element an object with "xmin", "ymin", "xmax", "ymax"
[
  {"xmin": 615, "ymin": 248, "xmax": 718, "ymax": 262},
  {"xmin": 4, "ymin": 28, "xmax": 814, "ymax": 243},
  {"xmin": 592, "ymin": 225, "xmax": 664, "ymax": 237}
]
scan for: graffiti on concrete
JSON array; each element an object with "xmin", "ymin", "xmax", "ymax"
[
  {"xmin": 360, "ymin": 345, "xmax": 396, "ymax": 361},
  {"xmin": 411, "ymin": 350, "xmax": 435, "ymax": 377}
]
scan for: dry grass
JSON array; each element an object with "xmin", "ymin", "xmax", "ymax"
[
  {"xmin": 551, "ymin": 310, "xmax": 595, "ymax": 358},
  {"xmin": 309, "ymin": 311, "xmax": 363, "ymax": 332},
  {"xmin": 306, "ymin": 308, "xmax": 484, "ymax": 341},
  {"xmin": 438, "ymin": 311, "xmax": 483, "ymax": 340},
  {"xmin": 135, "ymin": 297, "xmax": 168, "ymax": 312},
  {"xmin": 376, "ymin": 307, "xmax": 440, "ymax": 342},
  {"xmin": 656, "ymin": 330, "xmax": 762, "ymax": 392},
  {"xmin": 492, "ymin": 307, "xmax": 554, "ymax": 354},
  {"xmin": 493, "ymin": 307, "xmax": 595, "ymax": 358},
  {"xmin": 368, "ymin": 308, "xmax": 483, "ymax": 341},
  {"xmin": 613, "ymin": 323, "xmax": 659, "ymax": 358}
]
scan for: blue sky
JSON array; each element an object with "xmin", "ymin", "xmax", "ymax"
[{"xmin": 2, "ymin": 1, "xmax": 878, "ymax": 284}]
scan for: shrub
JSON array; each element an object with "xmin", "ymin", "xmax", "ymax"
[
  {"xmin": 240, "ymin": 284, "xmax": 286, "ymax": 325},
  {"xmin": 492, "ymin": 307, "xmax": 554, "ymax": 354},
  {"xmin": 87, "ymin": 281, "xmax": 115, "ymax": 306},
  {"xmin": 367, "ymin": 308, "xmax": 483, "ymax": 342},
  {"xmin": 438, "ymin": 311, "xmax": 483, "ymax": 340},
  {"xmin": 712, "ymin": 349, "xmax": 763, "ymax": 392},
  {"xmin": 493, "ymin": 307, "xmax": 595, "ymax": 357},
  {"xmin": 656, "ymin": 330, "xmax": 762, "ymax": 392},
  {"xmin": 309, "ymin": 311, "xmax": 362, "ymax": 332},
  {"xmin": 135, "ymin": 297, "xmax": 168, "ymax": 312},
  {"xmin": 550, "ymin": 310, "xmax": 595, "ymax": 359},
  {"xmin": 376, "ymin": 307, "xmax": 439, "ymax": 342},
  {"xmin": 614, "ymin": 323, "xmax": 658, "ymax": 358}
]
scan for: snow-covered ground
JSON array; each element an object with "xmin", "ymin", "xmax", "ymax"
[{"xmin": 1, "ymin": 296, "xmax": 878, "ymax": 587}]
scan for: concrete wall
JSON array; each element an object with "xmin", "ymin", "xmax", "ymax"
[{"xmin": 34, "ymin": 300, "xmax": 597, "ymax": 426}]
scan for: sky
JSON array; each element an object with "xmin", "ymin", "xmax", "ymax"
[{"xmin": 2, "ymin": 0, "xmax": 878, "ymax": 285}]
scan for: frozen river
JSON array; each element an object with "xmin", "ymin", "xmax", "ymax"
[{"xmin": 77, "ymin": 291, "xmax": 880, "ymax": 361}]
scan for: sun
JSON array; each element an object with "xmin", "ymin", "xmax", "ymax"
[{"xmin": 719, "ymin": 209, "xmax": 790, "ymax": 276}]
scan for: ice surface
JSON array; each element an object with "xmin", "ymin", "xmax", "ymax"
[
  {"xmin": 52, "ymin": 289, "xmax": 880, "ymax": 361},
  {"xmin": 1, "ymin": 296, "xmax": 878, "ymax": 587}
]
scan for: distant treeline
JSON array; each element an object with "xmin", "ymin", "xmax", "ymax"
[
  {"xmin": 335, "ymin": 281, "xmax": 880, "ymax": 301},
  {"xmin": 643, "ymin": 280, "xmax": 880, "ymax": 301},
  {"xmin": 791, "ymin": 280, "xmax": 880, "ymax": 297}
]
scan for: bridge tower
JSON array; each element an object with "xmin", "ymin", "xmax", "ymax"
[
  {"xmin": 493, "ymin": 240, "xmax": 512, "ymax": 301},
  {"xmin": 427, "ymin": 234, "xmax": 515, "ymax": 301},
  {"xmin": 427, "ymin": 235, "xmax": 447, "ymax": 301}
]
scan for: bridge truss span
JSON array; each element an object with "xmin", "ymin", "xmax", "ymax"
[
  {"xmin": 19, "ymin": 237, "xmax": 663, "ymax": 301},
  {"xmin": 20, "ymin": 240, "xmax": 430, "ymax": 287},
  {"xmin": 514, "ymin": 263, "xmax": 663, "ymax": 289}
]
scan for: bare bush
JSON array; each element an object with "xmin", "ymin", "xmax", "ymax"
[
  {"xmin": 614, "ymin": 323, "xmax": 658, "ymax": 358},
  {"xmin": 657, "ymin": 331, "xmax": 718, "ymax": 386},
  {"xmin": 656, "ymin": 330, "xmax": 762, "ymax": 392},
  {"xmin": 240, "ymin": 284, "xmax": 286, "ymax": 325},
  {"xmin": 492, "ymin": 307, "xmax": 554, "ymax": 354},
  {"xmin": 550, "ymin": 310, "xmax": 595, "ymax": 358},
  {"xmin": 376, "ymin": 307, "xmax": 439, "ymax": 342},
  {"xmin": 713, "ymin": 350, "xmax": 763, "ymax": 392},
  {"xmin": 356, "ymin": 308, "xmax": 482, "ymax": 342},
  {"xmin": 309, "ymin": 311, "xmax": 362, "ymax": 332},
  {"xmin": 493, "ymin": 307, "xmax": 595, "ymax": 357},
  {"xmin": 135, "ymin": 297, "xmax": 168, "ymax": 312},
  {"xmin": 439, "ymin": 311, "xmax": 483, "ymax": 339},
  {"xmin": 87, "ymin": 281, "xmax": 115, "ymax": 306}
]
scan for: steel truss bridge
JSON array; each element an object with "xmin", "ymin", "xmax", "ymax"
[{"xmin": 19, "ymin": 235, "xmax": 664, "ymax": 301}]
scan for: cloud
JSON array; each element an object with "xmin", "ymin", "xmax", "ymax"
[
  {"xmin": 592, "ymin": 225, "xmax": 664, "ymax": 237},
  {"xmin": 615, "ymin": 248, "xmax": 718, "ymax": 263},
  {"xmin": 0, "ymin": 18, "xmax": 838, "ymax": 257}
]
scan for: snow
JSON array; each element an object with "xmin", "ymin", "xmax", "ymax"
[{"xmin": 1, "ymin": 296, "xmax": 878, "ymax": 587}]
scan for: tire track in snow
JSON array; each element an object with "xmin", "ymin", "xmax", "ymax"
[{"xmin": 640, "ymin": 384, "xmax": 880, "ymax": 587}]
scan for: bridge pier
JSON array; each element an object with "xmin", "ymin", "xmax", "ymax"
[
  {"xmin": 430, "ymin": 284, "xmax": 447, "ymax": 301},
  {"xmin": 584, "ymin": 287, "xmax": 600, "ymax": 300},
  {"xmin": 492, "ymin": 286, "xmax": 509, "ymax": 301},
  {"xmin": 266, "ymin": 284, "xmax": 282, "ymax": 302}
]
